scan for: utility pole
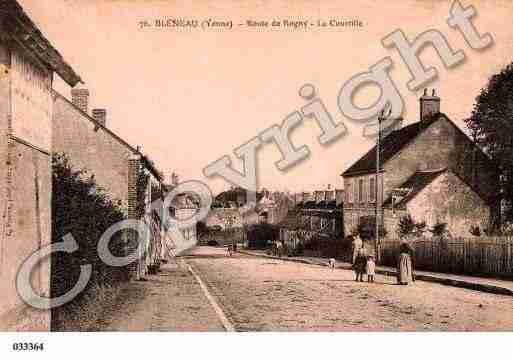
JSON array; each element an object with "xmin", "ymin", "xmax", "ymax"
[
  {"xmin": 375, "ymin": 114, "xmax": 381, "ymax": 263},
  {"xmin": 375, "ymin": 108, "xmax": 391, "ymax": 263}
]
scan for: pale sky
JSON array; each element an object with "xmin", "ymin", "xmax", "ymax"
[{"xmin": 20, "ymin": 0, "xmax": 513, "ymax": 194}]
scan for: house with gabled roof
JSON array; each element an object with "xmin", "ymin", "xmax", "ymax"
[{"xmin": 341, "ymin": 89, "xmax": 499, "ymax": 239}]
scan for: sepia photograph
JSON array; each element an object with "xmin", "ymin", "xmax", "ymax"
[{"xmin": 0, "ymin": 0, "xmax": 512, "ymax": 357}]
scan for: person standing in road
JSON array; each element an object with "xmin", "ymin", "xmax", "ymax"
[
  {"xmin": 366, "ymin": 255, "xmax": 376, "ymax": 283},
  {"xmin": 351, "ymin": 234, "xmax": 363, "ymax": 264},
  {"xmin": 353, "ymin": 247, "xmax": 367, "ymax": 282},
  {"xmin": 397, "ymin": 242, "xmax": 415, "ymax": 285}
]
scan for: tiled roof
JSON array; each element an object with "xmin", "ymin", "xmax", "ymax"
[
  {"xmin": 342, "ymin": 116, "xmax": 438, "ymax": 177},
  {"xmin": 215, "ymin": 188, "xmax": 263, "ymax": 204},
  {"xmin": 383, "ymin": 168, "xmax": 447, "ymax": 207}
]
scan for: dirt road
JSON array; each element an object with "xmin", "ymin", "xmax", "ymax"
[{"xmin": 186, "ymin": 246, "xmax": 513, "ymax": 331}]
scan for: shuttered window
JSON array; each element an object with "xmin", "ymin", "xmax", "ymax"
[
  {"xmin": 369, "ymin": 177, "xmax": 376, "ymax": 202},
  {"xmin": 358, "ymin": 178, "xmax": 364, "ymax": 203}
]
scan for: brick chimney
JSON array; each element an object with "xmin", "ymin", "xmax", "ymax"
[
  {"xmin": 92, "ymin": 108, "xmax": 107, "ymax": 127},
  {"xmin": 420, "ymin": 88, "xmax": 440, "ymax": 121},
  {"xmin": 71, "ymin": 87, "xmax": 90, "ymax": 114}
]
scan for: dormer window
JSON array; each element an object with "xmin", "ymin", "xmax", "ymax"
[{"xmin": 391, "ymin": 187, "xmax": 411, "ymax": 214}]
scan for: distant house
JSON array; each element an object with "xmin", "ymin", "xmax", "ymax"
[
  {"xmin": 341, "ymin": 89, "xmax": 498, "ymax": 239},
  {"xmin": 208, "ymin": 187, "xmax": 290, "ymax": 227},
  {"xmin": 292, "ymin": 189, "xmax": 344, "ymax": 237}
]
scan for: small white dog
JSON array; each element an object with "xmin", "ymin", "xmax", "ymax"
[{"xmin": 328, "ymin": 258, "xmax": 336, "ymax": 269}]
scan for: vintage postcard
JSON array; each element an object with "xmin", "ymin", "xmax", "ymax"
[{"xmin": 1, "ymin": 0, "xmax": 513, "ymax": 356}]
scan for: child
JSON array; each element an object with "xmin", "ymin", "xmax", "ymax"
[{"xmin": 366, "ymin": 255, "xmax": 376, "ymax": 283}]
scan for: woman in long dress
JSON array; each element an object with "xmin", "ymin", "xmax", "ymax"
[
  {"xmin": 397, "ymin": 243, "xmax": 414, "ymax": 285},
  {"xmin": 351, "ymin": 234, "xmax": 363, "ymax": 264}
]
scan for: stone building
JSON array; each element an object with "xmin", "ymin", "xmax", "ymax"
[
  {"xmin": 278, "ymin": 188, "xmax": 343, "ymax": 252},
  {"xmin": 294, "ymin": 188, "xmax": 344, "ymax": 237},
  {"xmin": 53, "ymin": 88, "xmax": 165, "ymax": 280},
  {"xmin": 342, "ymin": 90, "xmax": 498, "ymax": 239},
  {"xmin": 0, "ymin": 0, "xmax": 82, "ymax": 330}
]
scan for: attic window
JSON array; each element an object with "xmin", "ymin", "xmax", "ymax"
[{"xmin": 391, "ymin": 187, "xmax": 411, "ymax": 213}]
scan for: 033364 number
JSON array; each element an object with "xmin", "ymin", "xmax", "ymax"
[{"xmin": 12, "ymin": 342, "xmax": 44, "ymax": 351}]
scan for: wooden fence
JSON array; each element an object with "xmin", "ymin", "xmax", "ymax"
[{"xmin": 380, "ymin": 236, "xmax": 513, "ymax": 277}]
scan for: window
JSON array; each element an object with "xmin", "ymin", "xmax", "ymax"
[
  {"xmin": 358, "ymin": 178, "xmax": 364, "ymax": 203},
  {"xmin": 354, "ymin": 179, "xmax": 359, "ymax": 204},
  {"xmin": 346, "ymin": 179, "xmax": 353, "ymax": 203},
  {"xmin": 369, "ymin": 177, "xmax": 376, "ymax": 202}
]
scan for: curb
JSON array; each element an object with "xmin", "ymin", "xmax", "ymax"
[{"xmin": 238, "ymin": 250, "xmax": 513, "ymax": 297}]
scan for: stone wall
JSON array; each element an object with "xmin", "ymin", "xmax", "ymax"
[
  {"xmin": 383, "ymin": 118, "xmax": 454, "ymax": 200},
  {"xmin": 0, "ymin": 43, "xmax": 52, "ymax": 330},
  {"xmin": 384, "ymin": 116, "xmax": 497, "ymax": 205},
  {"xmin": 343, "ymin": 207, "xmax": 375, "ymax": 236},
  {"xmin": 407, "ymin": 171, "xmax": 490, "ymax": 237}
]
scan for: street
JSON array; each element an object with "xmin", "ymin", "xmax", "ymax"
[
  {"xmin": 186, "ymin": 247, "xmax": 513, "ymax": 331},
  {"xmin": 94, "ymin": 246, "xmax": 513, "ymax": 331}
]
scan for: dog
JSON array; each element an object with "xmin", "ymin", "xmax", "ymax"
[{"xmin": 328, "ymin": 258, "xmax": 336, "ymax": 269}]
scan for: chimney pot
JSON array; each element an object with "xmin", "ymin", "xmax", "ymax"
[
  {"xmin": 92, "ymin": 108, "xmax": 107, "ymax": 127},
  {"xmin": 71, "ymin": 87, "xmax": 89, "ymax": 114},
  {"xmin": 420, "ymin": 88, "xmax": 440, "ymax": 121}
]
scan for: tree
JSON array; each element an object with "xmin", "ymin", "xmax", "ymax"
[
  {"xmin": 430, "ymin": 221, "xmax": 448, "ymax": 238},
  {"xmin": 465, "ymin": 63, "xmax": 513, "ymax": 225},
  {"xmin": 397, "ymin": 214, "xmax": 426, "ymax": 239}
]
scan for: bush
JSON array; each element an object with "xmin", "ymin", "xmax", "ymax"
[
  {"xmin": 356, "ymin": 218, "xmax": 387, "ymax": 239},
  {"xmin": 246, "ymin": 223, "xmax": 279, "ymax": 249},
  {"xmin": 430, "ymin": 221, "xmax": 448, "ymax": 237},
  {"xmin": 51, "ymin": 154, "xmax": 127, "ymax": 329},
  {"xmin": 397, "ymin": 214, "xmax": 426, "ymax": 238}
]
